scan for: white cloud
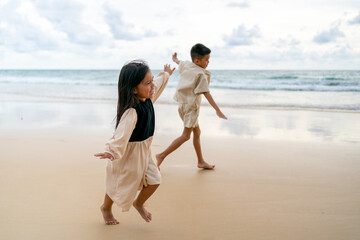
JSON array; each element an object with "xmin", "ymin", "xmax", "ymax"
[
  {"xmin": 33, "ymin": 0, "xmax": 105, "ymax": 46},
  {"xmin": 227, "ymin": 1, "xmax": 249, "ymax": 8},
  {"xmin": 164, "ymin": 29, "xmax": 175, "ymax": 36},
  {"xmin": 103, "ymin": 4, "xmax": 141, "ymax": 41},
  {"xmin": 0, "ymin": 0, "xmax": 107, "ymax": 55},
  {"xmin": 144, "ymin": 29, "xmax": 158, "ymax": 38},
  {"xmin": 273, "ymin": 38, "xmax": 300, "ymax": 48},
  {"xmin": 0, "ymin": 0, "xmax": 359, "ymax": 69},
  {"xmin": 210, "ymin": 43, "xmax": 360, "ymax": 69},
  {"xmin": 223, "ymin": 25, "xmax": 261, "ymax": 46},
  {"xmin": 349, "ymin": 11, "xmax": 360, "ymax": 24},
  {"xmin": 313, "ymin": 25, "xmax": 345, "ymax": 44},
  {"xmin": 102, "ymin": 3, "xmax": 160, "ymax": 41},
  {"xmin": 32, "ymin": 0, "xmax": 84, "ymax": 23},
  {"xmin": 0, "ymin": 1, "xmax": 66, "ymax": 52}
]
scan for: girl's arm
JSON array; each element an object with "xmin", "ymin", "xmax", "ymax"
[
  {"xmin": 94, "ymin": 108, "xmax": 137, "ymax": 161},
  {"xmin": 203, "ymin": 92, "xmax": 227, "ymax": 119},
  {"xmin": 151, "ymin": 64, "xmax": 175, "ymax": 103}
]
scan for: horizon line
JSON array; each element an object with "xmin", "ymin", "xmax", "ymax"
[{"xmin": 0, "ymin": 68, "xmax": 359, "ymax": 71}]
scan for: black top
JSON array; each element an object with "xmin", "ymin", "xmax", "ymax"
[{"xmin": 129, "ymin": 98, "xmax": 155, "ymax": 142}]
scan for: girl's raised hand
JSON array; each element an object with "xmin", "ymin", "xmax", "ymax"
[
  {"xmin": 164, "ymin": 64, "xmax": 175, "ymax": 76},
  {"xmin": 94, "ymin": 152, "xmax": 114, "ymax": 161}
]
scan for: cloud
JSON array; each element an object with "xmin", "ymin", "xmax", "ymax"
[
  {"xmin": 349, "ymin": 11, "xmax": 360, "ymax": 24},
  {"xmin": 210, "ymin": 42, "xmax": 360, "ymax": 69},
  {"xmin": 313, "ymin": 25, "xmax": 345, "ymax": 44},
  {"xmin": 227, "ymin": 1, "xmax": 249, "ymax": 8},
  {"xmin": 103, "ymin": 4, "xmax": 160, "ymax": 41},
  {"xmin": 321, "ymin": 45, "xmax": 359, "ymax": 60},
  {"xmin": 0, "ymin": 0, "xmax": 106, "ymax": 54},
  {"xmin": 103, "ymin": 4, "xmax": 141, "ymax": 40},
  {"xmin": 164, "ymin": 29, "xmax": 175, "ymax": 36},
  {"xmin": 32, "ymin": 0, "xmax": 84, "ymax": 23},
  {"xmin": 273, "ymin": 38, "xmax": 300, "ymax": 48},
  {"xmin": 223, "ymin": 25, "xmax": 261, "ymax": 46},
  {"xmin": 144, "ymin": 29, "xmax": 158, "ymax": 38},
  {"xmin": 0, "ymin": 1, "xmax": 65, "ymax": 52},
  {"xmin": 33, "ymin": 0, "xmax": 104, "ymax": 46}
]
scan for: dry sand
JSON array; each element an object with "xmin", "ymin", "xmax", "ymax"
[{"xmin": 0, "ymin": 127, "xmax": 359, "ymax": 240}]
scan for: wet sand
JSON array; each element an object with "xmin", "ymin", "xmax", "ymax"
[{"xmin": 0, "ymin": 131, "xmax": 359, "ymax": 239}]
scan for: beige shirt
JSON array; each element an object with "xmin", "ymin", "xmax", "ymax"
[
  {"xmin": 103, "ymin": 72, "xmax": 169, "ymax": 212},
  {"xmin": 173, "ymin": 60, "xmax": 210, "ymax": 107}
]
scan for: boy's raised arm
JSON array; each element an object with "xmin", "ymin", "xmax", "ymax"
[
  {"xmin": 172, "ymin": 52, "xmax": 180, "ymax": 65},
  {"xmin": 203, "ymin": 92, "xmax": 227, "ymax": 119}
]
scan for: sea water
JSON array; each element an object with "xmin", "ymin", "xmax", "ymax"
[
  {"xmin": 1, "ymin": 69, "xmax": 360, "ymax": 143},
  {"xmin": 0, "ymin": 69, "xmax": 359, "ymax": 111}
]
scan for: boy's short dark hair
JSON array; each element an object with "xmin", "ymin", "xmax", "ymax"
[{"xmin": 190, "ymin": 43, "xmax": 211, "ymax": 61}]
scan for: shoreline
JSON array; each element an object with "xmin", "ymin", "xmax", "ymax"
[
  {"xmin": 1, "ymin": 96, "xmax": 360, "ymax": 113},
  {"xmin": 1, "ymin": 100, "xmax": 360, "ymax": 144}
]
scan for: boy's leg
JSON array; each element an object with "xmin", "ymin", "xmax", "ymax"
[
  {"xmin": 133, "ymin": 184, "xmax": 160, "ymax": 222},
  {"xmin": 156, "ymin": 127, "xmax": 192, "ymax": 168},
  {"xmin": 193, "ymin": 126, "xmax": 215, "ymax": 169},
  {"xmin": 100, "ymin": 194, "xmax": 119, "ymax": 225}
]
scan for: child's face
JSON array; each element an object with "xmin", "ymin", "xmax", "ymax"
[
  {"xmin": 194, "ymin": 54, "xmax": 210, "ymax": 69},
  {"xmin": 133, "ymin": 70, "xmax": 154, "ymax": 102}
]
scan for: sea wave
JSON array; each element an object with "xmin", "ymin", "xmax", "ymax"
[
  {"xmin": 1, "ymin": 70, "xmax": 359, "ymax": 93},
  {"xmin": 323, "ymin": 77, "xmax": 345, "ymax": 81},
  {"xmin": 269, "ymin": 76, "xmax": 299, "ymax": 80},
  {"xmin": 1, "ymin": 70, "xmax": 359, "ymax": 112},
  {"xmin": 1, "ymin": 78, "xmax": 359, "ymax": 92}
]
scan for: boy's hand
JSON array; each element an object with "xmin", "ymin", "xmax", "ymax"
[
  {"xmin": 164, "ymin": 64, "xmax": 175, "ymax": 76},
  {"xmin": 216, "ymin": 110, "xmax": 228, "ymax": 120},
  {"xmin": 172, "ymin": 52, "xmax": 180, "ymax": 64},
  {"xmin": 94, "ymin": 152, "xmax": 114, "ymax": 161}
]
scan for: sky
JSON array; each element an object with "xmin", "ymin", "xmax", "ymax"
[{"xmin": 0, "ymin": 0, "xmax": 359, "ymax": 69}]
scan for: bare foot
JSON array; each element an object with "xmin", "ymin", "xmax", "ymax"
[
  {"xmin": 155, "ymin": 154, "xmax": 164, "ymax": 170},
  {"xmin": 100, "ymin": 205, "xmax": 119, "ymax": 225},
  {"xmin": 198, "ymin": 161, "xmax": 215, "ymax": 169},
  {"xmin": 133, "ymin": 201, "xmax": 152, "ymax": 222}
]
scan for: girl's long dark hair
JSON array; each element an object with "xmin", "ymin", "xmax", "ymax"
[{"xmin": 116, "ymin": 60, "xmax": 149, "ymax": 129}]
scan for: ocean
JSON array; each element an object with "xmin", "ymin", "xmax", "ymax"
[{"xmin": 1, "ymin": 69, "xmax": 359, "ymax": 112}]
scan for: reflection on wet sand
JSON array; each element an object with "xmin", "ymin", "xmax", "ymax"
[{"xmin": 1, "ymin": 101, "xmax": 359, "ymax": 144}]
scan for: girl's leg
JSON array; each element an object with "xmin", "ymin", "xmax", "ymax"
[
  {"xmin": 156, "ymin": 127, "xmax": 192, "ymax": 168},
  {"xmin": 100, "ymin": 194, "xmax": 119, "ymax": 225},
  {"xmin": 133, "ymin": 184, "xmax": 160, "ymax": 222},
  {"xmin": 193, "ymin": 126, "xmax": 215, "ymax": 169}
]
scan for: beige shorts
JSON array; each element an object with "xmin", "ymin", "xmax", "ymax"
[
  {"xmin": 144, "ymin": 158, "xmax": 161, "ymax": 186},
  {"xmin": 178, "ymin": 104, "xmax": 200, "ymax": 128}
]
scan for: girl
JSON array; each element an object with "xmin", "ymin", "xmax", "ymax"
[{"xmin": 94, "ymin": 60, "xmax": 175, "ymax": 224}]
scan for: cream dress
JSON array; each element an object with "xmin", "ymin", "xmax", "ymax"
[{"xmin": 103, "ymin": 72, "xmax": 169, "ymax": 212}]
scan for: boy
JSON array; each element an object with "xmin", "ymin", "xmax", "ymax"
[{"xmin": 156, "ymin": 43, "xmax": 227, "ymax": 169}]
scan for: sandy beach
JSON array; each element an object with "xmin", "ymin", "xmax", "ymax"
[
  {"xmin": 1, "ymin": 102, "xmax": 360, "ymax": 240},
  {"xmin": 1, "ymin": 0, "xmax": 359, "ymax": 237}
]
